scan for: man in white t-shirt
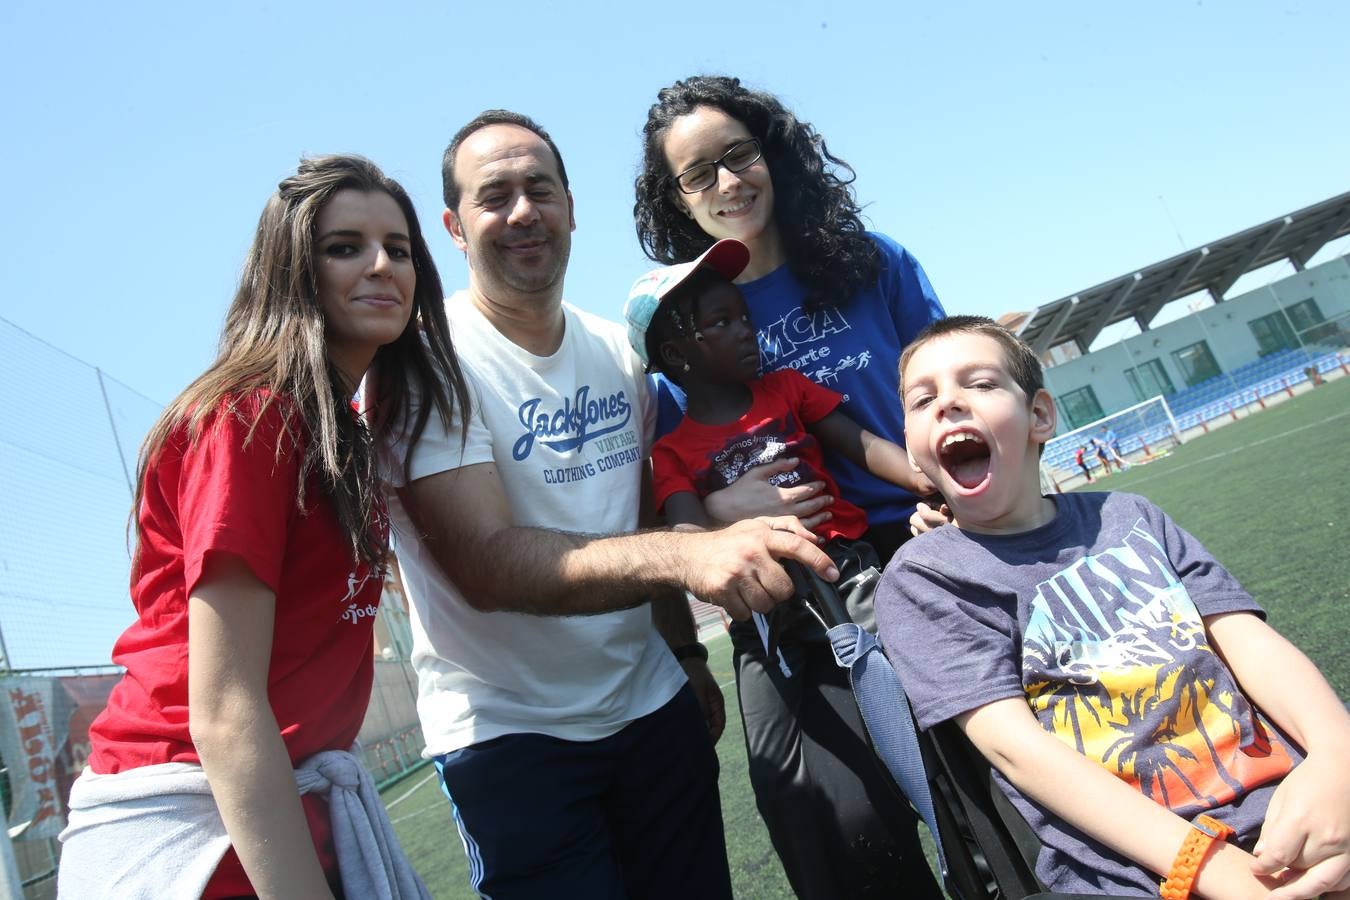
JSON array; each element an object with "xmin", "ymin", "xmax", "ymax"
[{"xmin": 388, "ymin": 109, "xmax": 836, "ymax": 899}]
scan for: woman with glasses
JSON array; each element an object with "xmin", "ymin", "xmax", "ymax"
[{"xmin": 634, "ymin": 75, "xmax": 947, "ymax": 899}]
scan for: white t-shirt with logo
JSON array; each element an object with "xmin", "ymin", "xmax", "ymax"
[{"xmin": 387, "ymin": 293, "xmax": 686, "ymax": 754}]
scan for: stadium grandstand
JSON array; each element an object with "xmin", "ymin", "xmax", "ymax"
[{"xmin": 1002, "ymin": 191, "xmax": 1350, "ymax": 484}]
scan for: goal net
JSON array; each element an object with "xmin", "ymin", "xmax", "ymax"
[{"xmin": 1042, "ymin": 395, "xmax": 1182, "ymax": 489}]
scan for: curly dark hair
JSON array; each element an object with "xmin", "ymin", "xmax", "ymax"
[{"xmin": 634, "ymin": 75, "xmax": 881, "ymax": 312}]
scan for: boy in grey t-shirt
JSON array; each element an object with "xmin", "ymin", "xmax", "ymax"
[{"xmin": 877, "ymin": 316, "xmax": 1350, "ymax": 899}]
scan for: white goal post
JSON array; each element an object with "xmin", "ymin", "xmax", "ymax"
[{"xmin": 1042, "ymin": 395, "xmax": 1182, "ymax": 488}]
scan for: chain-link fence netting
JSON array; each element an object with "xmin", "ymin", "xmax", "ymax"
[{"xmin": 0, "ymin": 317, "xmax": 162, "ymax": 670}]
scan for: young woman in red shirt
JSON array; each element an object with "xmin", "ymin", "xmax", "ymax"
[{"xmin": 58, "ymin": 155, "xmax": 469, "ymax": 899}]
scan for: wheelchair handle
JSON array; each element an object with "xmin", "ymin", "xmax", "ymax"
[{"xmin": 783, "ymin": 559, "xmax": 852, "ymax": 629}]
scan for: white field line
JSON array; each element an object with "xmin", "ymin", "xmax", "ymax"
[
  {"xmin": 389, "ymin": 802, "xmax": 448, "ymax": 827},
  {"xmin": 385, "ymin": 769, "xmax": 438, "ymax": 810},
  {"xmin": 1119, "ymin": 408, "xmax": 1350, "ymax": 492}
]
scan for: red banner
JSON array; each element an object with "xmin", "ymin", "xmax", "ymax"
[
  {"xmin": 1, "ymin": 673, "xmax": 120, "ymax": 841},
  {"xmin": 2, "ymin": 678, "xmax": 62, "ymax": 839}
]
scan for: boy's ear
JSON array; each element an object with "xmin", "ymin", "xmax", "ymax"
[{"xmin": 1029, "ymin": 389, "xmax": 1057, "ymax": 444}]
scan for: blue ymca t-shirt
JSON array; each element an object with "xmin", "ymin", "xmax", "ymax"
[{"xmin": 653, "ymin": 233, "xmax": 944, "ymax": 527}]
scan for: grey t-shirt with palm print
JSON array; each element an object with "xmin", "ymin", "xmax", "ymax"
[{"xmin": 877, "ymin": 491, "xmax": 1302, "ymax": 897}]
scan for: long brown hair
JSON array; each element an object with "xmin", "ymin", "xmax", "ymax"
[{"xmin": 133, "ymin": 154, "xmax": 469, "ymax": 567}]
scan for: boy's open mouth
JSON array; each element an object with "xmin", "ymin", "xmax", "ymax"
[{"xmin": 938, "ymin": 431, "xmax": 991, "ymax": 491}]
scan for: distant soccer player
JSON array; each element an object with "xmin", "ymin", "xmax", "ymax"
[
  {"xmin": 1073, "ymin": 445, "xmax": 1094, "ymax": 482},
  {"xmin": 1091, "ymin": 436, "xmax": 1116, "ymax": 474},
  {"xmin": 1098, "ymin": 425, "xmax": 1129, "ymax": 469}
]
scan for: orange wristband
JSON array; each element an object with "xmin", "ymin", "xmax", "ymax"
[{"xmin": 1159, "ymin": 814, "xmax": 1235, "ymax": 900}]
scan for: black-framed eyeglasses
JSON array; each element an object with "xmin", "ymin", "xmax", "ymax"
[{"xmin": 670, "ymin": 138, "xmax": 763, "ymax": 194}]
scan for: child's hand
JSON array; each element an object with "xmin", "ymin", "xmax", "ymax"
[
  {"xmin": 704, "ymin": 458, "xmax": 834, "ymax": 529},
  {"xmin": 909, "ymin": 501, "xmax": 951, "ymax": 537},
  {"xmin": 1253, "ymin": 751, "xmax": 1350, "ymax": 899}
]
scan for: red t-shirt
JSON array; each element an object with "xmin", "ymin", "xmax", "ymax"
[
  {"xmin": 652, "ymin": 369, "xmax": 868, "ymax": 541},
  {"xmin": 87, "ymin": 392, "xmax": 385, "ymax": 896}
]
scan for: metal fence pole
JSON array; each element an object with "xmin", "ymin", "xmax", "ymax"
[{"xmin": 1, "ymin": 816, "xmax": 22, "ymax": 900}]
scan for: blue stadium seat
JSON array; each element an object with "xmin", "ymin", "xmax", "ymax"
[{"xmin": 1053, "ymin": 350, "xmax": 1345, "ymax": 455}]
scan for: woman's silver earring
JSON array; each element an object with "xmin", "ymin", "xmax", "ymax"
[{"xmin": 682, "ymin": 362, "xmax": 690, "ymax": 373}]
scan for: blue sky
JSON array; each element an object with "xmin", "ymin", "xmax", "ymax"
[
  {"xmin": 5, "ymin": 0, "xmax": 1348, "ymax": 404},
  {"xmin": 2, "ymin": 0, "xmax": 1348, "ymax": 665}
]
